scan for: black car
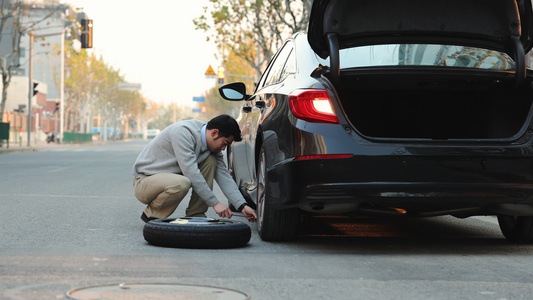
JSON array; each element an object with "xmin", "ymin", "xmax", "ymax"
[{"xmin": 219, "ymin": 0, "xmax": 533, "ymax": 242}]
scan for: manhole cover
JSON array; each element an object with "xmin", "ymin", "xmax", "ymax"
[{"xmin": 66, "ymin": 283, "xmax": 250, "ymax": 300}]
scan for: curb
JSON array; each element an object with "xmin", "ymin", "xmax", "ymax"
[{"xmin": 0, "ymin": 147, "xmax": 43, "ymax": 154}]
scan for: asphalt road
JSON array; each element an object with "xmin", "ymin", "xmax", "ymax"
[{"xmin": 2, "ymin": 140, "xmax": 533, "ymax": 300}]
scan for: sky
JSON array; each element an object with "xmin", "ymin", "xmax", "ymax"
[{"xmin": 62, "ymin": 0, "xmax": 220, "ymax": 107}]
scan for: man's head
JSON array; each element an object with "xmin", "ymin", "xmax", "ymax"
[{"xmin": 205, "ymin": 115, "xmax": 242, "ymax": 153}]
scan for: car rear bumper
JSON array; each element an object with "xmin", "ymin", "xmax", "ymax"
[{"xmin": 266, "ymin": 154, "xmax": 533, "ymax": 216}]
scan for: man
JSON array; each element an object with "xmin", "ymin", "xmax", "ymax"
[{"xmin": 132, "ymin": 114, "xmax": 257, "ymax": 223}]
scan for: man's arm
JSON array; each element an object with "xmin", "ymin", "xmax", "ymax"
[{"xmin": 213, "ymin": 153, "xmax": 247, "ymax": 208}]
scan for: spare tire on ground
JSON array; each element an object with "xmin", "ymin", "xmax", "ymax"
[{"xmin": 143, "ymin": 217, "xmax": 251, "ymax": 249}]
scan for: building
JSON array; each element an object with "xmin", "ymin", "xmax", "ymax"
[{"xmin": 0, "ymin": 0, "xmax": 85, "ymax": 143}]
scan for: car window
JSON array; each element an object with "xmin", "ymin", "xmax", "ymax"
[
  {"xmin": 339, "ymin": 44, "xmax": 515, "ymax": 71},
  {"xmin": 279, "ymin": 49, "xmax": 296, "ymax": 81},
  {"xmin": 263, "ymin": 41, "xmax": 294, "ymax": 87}
]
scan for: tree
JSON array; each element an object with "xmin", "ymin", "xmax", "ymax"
[
  {"xmin": 194, "ymin": 0, "xmax": 311, "ymax": 77},
  {"xmin": 60, "ymin": 42, "xmax": 148, "ymax": 140},
  {"xmin": 0, "ymin": 0, "xmax": 58, "ymax": 121},
  {"xmin": 147, "ymin": 102, "xmax": 194, "ymax": 130},
  {"xmin": 119, "ymin": 89, "xmax": 144, "ymax": 138}
]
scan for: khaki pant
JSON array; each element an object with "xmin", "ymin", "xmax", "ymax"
[{"xmin": 134, "ymin": 154, "xmax": 216, "ymax": 218}]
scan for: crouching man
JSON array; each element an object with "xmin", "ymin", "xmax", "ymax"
[{"xmin": 132, "ymin": 114, "xmax": 257, "ymax": 223}]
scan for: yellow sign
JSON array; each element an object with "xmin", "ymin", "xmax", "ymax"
[{"xmin": 205, "ymin": 65, "xmax": 216, "ymax": 76}]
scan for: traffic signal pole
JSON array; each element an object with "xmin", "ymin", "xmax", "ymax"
[
  {"xmin": 28, "ymin": 29, "xmax": 66, "ymax": 144},
  {"xmin": 60, "ymin": 32, "xmax": 64, "ymax": 143},
  {"xmin": 27, "ymin": 32, "xmax": 34, "ymax": 147}
]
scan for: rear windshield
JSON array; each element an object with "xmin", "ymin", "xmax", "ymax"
[{"xmin": 339, "ymin": 44, "xmax": 515, "ymax": 71}]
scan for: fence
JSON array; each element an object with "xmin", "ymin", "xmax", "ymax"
[{"xmin": 62, "ymin": 132, "xmax": 93, "ymax": 143}]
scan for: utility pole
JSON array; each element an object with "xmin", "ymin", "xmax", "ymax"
[
  {"xmin": 27, "ymin": 32, "xmax": 34, "ymax": 147},
  {"xmin": 60, "ymin": 32, "xmax": 64, "ymax": 142}
]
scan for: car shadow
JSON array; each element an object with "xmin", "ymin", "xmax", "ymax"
[{"xmin": 284, "ymin": 215, "xmax": 533, "ymax": 255}]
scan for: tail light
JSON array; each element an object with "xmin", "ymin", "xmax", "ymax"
[{"xmin": 289, "ymin": 89, "xmax": 339, "ymax": 124}]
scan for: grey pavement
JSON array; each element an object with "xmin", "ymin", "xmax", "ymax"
[{"xmin": 0, "ymin": 139, "xmax": 120, "ymax": 154}]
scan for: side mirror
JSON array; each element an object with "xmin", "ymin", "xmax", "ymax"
[{"xmin": 219, "ymin": 82, "xmax": 247, "ymax": 101}]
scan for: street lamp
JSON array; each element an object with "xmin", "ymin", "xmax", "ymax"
[{"xmin": 26, "ymin": 29, "xmax": 67, "ymax": 146}]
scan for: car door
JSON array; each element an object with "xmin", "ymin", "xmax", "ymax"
[{"xmin": 234, "ymin": 40, "xmax": 296, "ymax": 203}]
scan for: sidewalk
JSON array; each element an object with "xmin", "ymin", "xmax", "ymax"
[
  {"xmin": 0, "ymin": 139, "xmax": 132, "ymax": 154},
  {"xmin": 0, "ymin": 141, "xmax": 46, "ymax": 154}
]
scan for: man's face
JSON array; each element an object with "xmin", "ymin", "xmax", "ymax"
[{"xmin": 207, "ymin": 129, "xmax": 234, "ymax": 153}]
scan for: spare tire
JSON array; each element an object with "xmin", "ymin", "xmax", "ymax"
[{"xmin": 143, "ymin": 217, "xmax": 251, "ymax": 249}]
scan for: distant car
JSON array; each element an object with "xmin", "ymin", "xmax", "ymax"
[
  {"xmin": 146, "ymin": 129, "xmax": 160, "ymax": 139},
  {"xmin": 219, "ymin": 0, "xmax": 533, "ymax": 242}
]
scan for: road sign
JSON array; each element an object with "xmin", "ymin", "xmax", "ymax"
[
  {"xmin": 193, "ymin": 97, "xmax": 205, "ymax": 102},
  {"xmin": 192, "ymin": 108, "xmax": 202, "ymax": 113},
  {"xmin": 205, "ymin": 65, "xmax": 215, "ymax": 76}
]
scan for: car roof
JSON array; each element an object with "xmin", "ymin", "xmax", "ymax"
[{"xmin": 308, "ymin": 0, "xmax": 533, "ymax": 59}]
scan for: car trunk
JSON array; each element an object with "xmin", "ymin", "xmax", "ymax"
[{"xmin": 333, "ymin": 71, "xmax": 533, "ymax": 140}]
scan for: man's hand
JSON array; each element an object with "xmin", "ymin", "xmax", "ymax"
[
  {"xmin": 242, "ymin": 206, "xmax": 257, "ymax": 222},
  {"xmin": 213, "ymin": 202, "xmax": 233, "ymax": 219}
]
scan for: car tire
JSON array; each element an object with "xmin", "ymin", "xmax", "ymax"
[
  {"xmin": 143, "ymin": 217, "xmax": 251, "ymax": 249},
  {"xmin": 497, "ymin": 215, "xmax": 533, "ymax": 243},
  {"xmin": 257, "ymin": 146, "xmax": 299, "ymax": 241}
]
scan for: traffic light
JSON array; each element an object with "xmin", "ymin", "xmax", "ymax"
[
  {"xmin": 55, "ymin": 100, "xmax": 59, "ymax": 112},
  {"xmin": 33, "ymin": 82, "xmax": 38, "ymax": 96},
  {"xmin": 217, "ymin": 66, "xmax": 225, "ymax": 84},
  {"xmin": 81, "ymin": 19, "xmax": 93, "ymax": 48},
  {"xmin": 201, "ymin": 106, "xmax": 207, "ymax": 113}
]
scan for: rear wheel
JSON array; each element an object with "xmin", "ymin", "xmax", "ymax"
[
  {"xmin": 257, "ymin": 146, "xmax": 299, "ymax": 241},
  {"xmin": 497, "ymin": 215, "xmax": 533, "ymax": 243}
]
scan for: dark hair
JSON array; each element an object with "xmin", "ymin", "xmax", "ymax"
[{"xmin": 207, "ymin": 114, "xmax": 242, "ymax": 142}]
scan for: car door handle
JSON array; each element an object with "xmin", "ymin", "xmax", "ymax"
[
  {"xmin": 255, "ymin": 100, "xmax": 265, "ymax": 108},
  {"xmin": 242, "ymin": 106, "xmax": 252, "ymax": 113}
]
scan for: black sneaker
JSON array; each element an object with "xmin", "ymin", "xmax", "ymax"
[{"xmin": 141, "ymin": 212, "xmax": 157, "ymax": 223}]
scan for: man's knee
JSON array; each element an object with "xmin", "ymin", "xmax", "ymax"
[
  {"xmin": 134, "ymin": 174, "xmax": 191, "ymax": 204},
  {"xmin": 205, "ymin": 153, "xmax": 216, "ymax": 165},
  {"xmin": 199, "ymin": 154, "xmax": 216, "ymax": 172},
  {"xmin": 164, "ymin": 179, "xmax": 191, "ymax": 197},
  {"xmin": 199, "ymin": 154, "xmax": 217, "ymax": 187}
]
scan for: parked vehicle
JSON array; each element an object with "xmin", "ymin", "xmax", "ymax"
[
  {"xmin": 46, "ymin": 132, "xmax": 55, "ymax": 144},
  {"xmin": 146, "ymin": 129, "xmax": 160, "ymax": 139},
  {"xmin": 219, "ymin": 0, "xmax": 533, "ymax": 242}
]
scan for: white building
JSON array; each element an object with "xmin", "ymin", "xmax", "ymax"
[{"xmin": 1, "ymin": 0, "xmax": 83, "ymax": 113}]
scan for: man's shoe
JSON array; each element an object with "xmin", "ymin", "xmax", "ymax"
[{"xmin": 141, "ymin": 212, "xmax": 157, "ymax": 223}]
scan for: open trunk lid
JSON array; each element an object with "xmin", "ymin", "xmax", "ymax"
[
  {"xmin": 308, "ymin": 0, "xmax": 533, "ymax": 84},
  {"xmin": 309, "ymin": 0, "xmax": 533, "ymax": 57}
]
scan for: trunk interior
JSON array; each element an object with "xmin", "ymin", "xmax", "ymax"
[{"xmin": 333, "ymin": 72, "xmax": 533, "ymax": 140}]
